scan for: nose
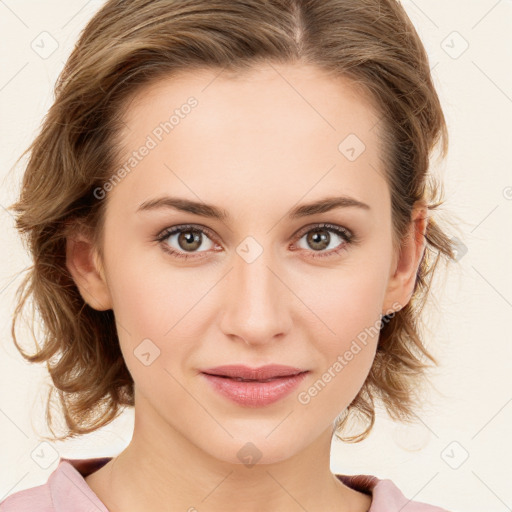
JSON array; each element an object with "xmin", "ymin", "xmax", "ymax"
[{"xmin": 219, "ymin": 243, "xmax": 292, "ymax": 347}]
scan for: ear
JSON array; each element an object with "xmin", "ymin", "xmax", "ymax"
[
  {"xmin": 381, "ymin": 202, "xmax": 429, "ymax": 316},
  {"xmin": 65, "ymin": 229, "xmax": 113, "ymax": 311}
]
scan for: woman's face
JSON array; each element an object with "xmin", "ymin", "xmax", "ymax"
[{"xmin": 69, "ymin": 63, "xmax": 422, "ymax": 465}]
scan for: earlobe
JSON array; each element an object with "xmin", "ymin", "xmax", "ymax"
[
  {"xmin": 65, "ymin": 232, "xmax": 113, "ymax": 311},
  {"xmin": 381, "ymin": 204, "xmax": 429, "ymax": 315}
]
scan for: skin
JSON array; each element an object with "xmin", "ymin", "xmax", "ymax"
[{"xmin": 66, "ymin": 63, "xmax": 428, "ymax": 512}]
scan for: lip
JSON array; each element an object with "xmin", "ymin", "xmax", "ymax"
[
  {"xmin": 200, "ymin": 364, "xmax": 307, "ymax": 380},
  {"xmin": 200, "ymin": 365, "xmax": 309, "ymax": 407}
]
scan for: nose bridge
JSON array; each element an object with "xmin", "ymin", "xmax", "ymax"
[{"xmin": 220, "ymin": 240, "xmax": 290, "ymax": 344}]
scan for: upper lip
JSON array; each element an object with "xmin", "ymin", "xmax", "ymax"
[{"xmin": 201, "ymin": 364, "xmax": 308, "ymax": 380}]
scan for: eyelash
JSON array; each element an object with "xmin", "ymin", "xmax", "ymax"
[{"xmin": 154, "ymin": 223, "xmax": 356, "ymax": 261}]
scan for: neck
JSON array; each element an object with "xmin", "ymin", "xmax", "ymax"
[{"xmin": 85, "ymin": 394, "xmax": 371, "ymax": 512}]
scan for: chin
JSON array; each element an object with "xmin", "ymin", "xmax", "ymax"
[{"xmin": 206, "ymin": 434, "xmax": 300, "ymax": 468}]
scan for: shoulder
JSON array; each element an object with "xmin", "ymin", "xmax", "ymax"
[
  {"xmin": 336, "ymin": 473, "xmax": 451, "ymax": 511},
  {"xmin": 0, "ymin": 482, "xmax": 53, "ymax": 511},
  {"xmin": 0, "ymin": 457, "xmax": 111, "ymax": 512}
]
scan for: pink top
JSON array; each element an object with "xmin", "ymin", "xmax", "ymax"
[{"xmin": 0, "ymin": 457, "xmax": 449, "ymax": 511}]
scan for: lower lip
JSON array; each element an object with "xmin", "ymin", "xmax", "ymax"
[{"xmin": 201, "ymin": 372, "xmax": 308, "ymax": 407}]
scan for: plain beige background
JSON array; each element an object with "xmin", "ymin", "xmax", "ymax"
[{"xmin": 1, "ymin": 1, "xmax": 511, "ymax": 510}]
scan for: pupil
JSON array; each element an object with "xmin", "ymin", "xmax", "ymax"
[
  {"xmin": 179, "ymin": 230, "xmax": 201, "ymax": 251},
  {"xmin": 308, "ymin": 229, "xmax": 329, "ymax": 250}
]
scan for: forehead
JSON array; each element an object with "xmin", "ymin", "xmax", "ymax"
[
  {"xmin": 108, "ymin": 63, "xmax": 387, "ymax": 216},
  {"xmin": 121, "ymin": 63, "xmax": 380, "ymax": 138}
]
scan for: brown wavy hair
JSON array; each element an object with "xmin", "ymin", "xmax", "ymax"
[{"xmin": 9, "ymin": 0, "xmax": 458, "ymax": 442}]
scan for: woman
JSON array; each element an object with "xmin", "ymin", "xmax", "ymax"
[{"xmin": 2, "ymin": 0, "xmax": 455, "ymax": 510}]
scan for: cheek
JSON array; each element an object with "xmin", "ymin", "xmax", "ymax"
[
  {"xmin": 104, "ymin": 241, "xmax": 206, "ymax": 335},
  {"xmin": 298, "ymin": 308, "xmax": 379, "ymax": 421},
  {"xmin": 298, "ymin": 260, "xmax": 388, "ymax": 343},
  {"xmin": 104, "ymin": 257, "xmax": 199, "ymax": 399},
  {"xmin": 296, "ymin": 326, "xmax": 378, "ymax": 424},
  {"xmin": 294, "ymin": 266, "xmax": 387, "ymax": 411},
  {"xmin": 103, "ymin": 246, "xmax": 216, "ymax": 378}
]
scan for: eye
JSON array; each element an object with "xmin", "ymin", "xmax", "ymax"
[
  {"xmin": 155, "ymin": 222, "xmax": 356, "ymax": 261},
  {"xmin": 155, "ymin": 224, "xmax": 219, "ymax": 260},
  {"xmin": 292, "ymin": 223, "xmax": 354, "ymax": 259}
]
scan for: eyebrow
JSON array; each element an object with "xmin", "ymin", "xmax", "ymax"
[{"xmin": 137, "ymin": 195, "xmax": 370, "ymax": 220}]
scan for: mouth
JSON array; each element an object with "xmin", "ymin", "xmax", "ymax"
[
  {"xmin": 200, "ymin": 364, "xmax": 309, "ymax": 381},
  {"xmin": 203, "ymin": 374, "xmax": 303, "ymax": 383},
  {"xmin": 199, "ymin": 365, "xmax": 310, "ymax": 407}
]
